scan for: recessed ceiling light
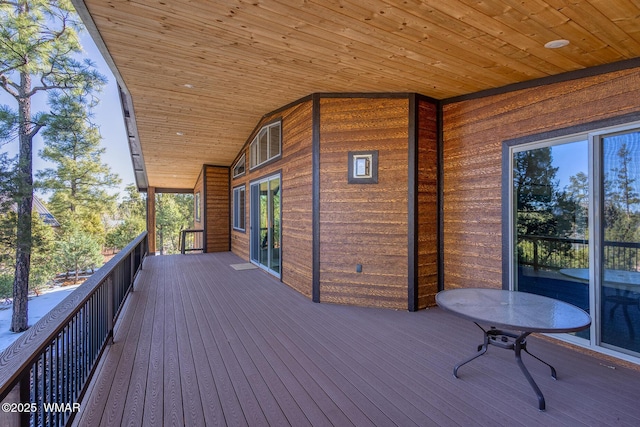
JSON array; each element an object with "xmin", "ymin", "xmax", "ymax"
[
  {"xmin": 544, "ymin": 39, "xmax": 570, "ymax": 49},
  {"xmin": 183, "ymin": 84, "xmax": 194, "ymax": 88},
  {"xmin": 176, "ymin": 132, "xmax": 184, "ymax": 136}
]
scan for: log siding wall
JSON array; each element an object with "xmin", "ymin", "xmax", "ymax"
[
  {"xmin": 230, "ymin": 101, "xmax": 314, "ymax": 298},
  {"xmin": 204, "ymin": 165, "xmax": 230, "ymax": 252},
  {"xmin": 417, "ymin": 98, "xmax": 439, "ymax": 308},
  {"xmin": 318, "ymin": 97, "xmax": 410, "ymax": 309},
  {"xmin": 225, "ymin": 94, "xmax": 440, "ymax": 310},
  {"xmin": 442, "ymin": 68, "xmax": 640, "ymax": 290}
]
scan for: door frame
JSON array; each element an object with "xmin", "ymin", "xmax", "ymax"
[
  {"xmin": 504, "ymin": 118, "xmax": 640, "ymax": 364},
  {"xmin": 249, "ymin": 173, "xmax": 282, "ymax": 278}
]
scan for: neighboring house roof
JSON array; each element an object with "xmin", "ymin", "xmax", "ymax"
[
  {"xmin": 2, "ymin": 195, "xmax": 61, "ymax": 228},
  {"xmin": 32, "ymin": 196, "xmax": 60, "ymax": 227}
]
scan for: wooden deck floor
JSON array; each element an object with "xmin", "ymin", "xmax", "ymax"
[{"xmin": 75, "ymin": 253, "xmax": 640, "ymax": 426}]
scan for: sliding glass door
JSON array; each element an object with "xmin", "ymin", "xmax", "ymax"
[
  {"xmin": 600, "ymin": 131, "xmax": 640, "ymax": 353},
  {"xmin": 250, "ymin": 174, "xmax": 281, "ymax": 277},
  {"xmin": 512, "ymin": 139, "xmax": 590, "ymax": 340},
  {"xmin": 511, "ymin": 124, "xmax": 640, "ymax": 358}
]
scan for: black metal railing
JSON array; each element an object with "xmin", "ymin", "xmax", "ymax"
[
  {"xmin": 518, "ymin": 235, "xmax": 640, "ymax": 271},
  {"xmin": 0, "ymin": 232, "xmax": 148, "ymax": 427},
  {"xmin": 180, "ymin": 229, "xmax": 204, "ymax": 254}
]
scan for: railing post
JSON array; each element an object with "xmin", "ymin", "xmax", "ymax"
[
  {"xmin": 0, "ymin": 382, "xmax": 20, "ymax": 427},
  {"xmin": 107, "ymin": 274, "xmax": 114, "ymax": 345},
  {"xmin": 533, "ymin": 237, "xmax": 539, "ymax": 271}
]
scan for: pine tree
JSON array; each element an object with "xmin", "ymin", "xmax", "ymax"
[
  {"xmin": 156, "ymin": 193, "xmax": 194, "ymax": 254},
  {"xmin": 37, "ymin": 91, "xmax": 120, "ymax": 242},
  {"xmin": 105, "ymin": 184, "xmax": 146, "ymax": 251},
  {"xmin": 55, "ymin": 222, "xmax": 102, "ymax": 284},
  {"xmin": 0, "ymin": 0, "xmax": 105, "ymax": 331}
]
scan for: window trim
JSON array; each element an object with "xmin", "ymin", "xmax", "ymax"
[
  {"xmin": 232, "ymin": 153, "xmax": 246, "ymax": 179},
  {"xmin": 250, "ymin": 121, "xmax": 282, "ymax": 170},
  {"xmin": 233, "ymin": 185, "xmax": 246, "ymax": 232}
]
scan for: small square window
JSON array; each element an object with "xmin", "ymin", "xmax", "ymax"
[{"xmin": 348, "ymin": 151, "xmax": 378, "ymax": 184}]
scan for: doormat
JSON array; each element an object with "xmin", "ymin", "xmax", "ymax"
[{"xmin": 230, "ymin": 263, "xmax": 258, "ymax": 271}]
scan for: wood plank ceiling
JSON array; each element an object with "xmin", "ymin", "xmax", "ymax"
[{"xmin": 73, "ymin": 0, "xmax": 640, "ymax": 190}]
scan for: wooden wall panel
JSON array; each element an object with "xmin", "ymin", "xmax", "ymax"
[
  {"xmin": 280, "ymin": 102, "xmax": 314, "ymax": 298},
  {"xmin": 205, "ymin": 165, "xmax": 230, "ymax": 252},
  {"xmin": 230, "ymin": 100, "xmax": 314, "ymax": 298},
  {"xmin": 319, "ymin": 97, "xmax": 409, "ymax": 309},
  {"xmin": 417, "ymin": 99, "xmax": 439, "ymax": 308},
  {"xmin": 442, "ymin": 68, "xmax": 640, "ymax": 290}
]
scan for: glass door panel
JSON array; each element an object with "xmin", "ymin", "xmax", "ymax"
[
  {"xmin": 269, "ymin": 178, "xmax": 281, "ymax": 275},
  {"xmin": 601, "ymin": 131, "xmax": 640, "ymax": 355},
  {"xmin": 259, "ymin": 181, "xmax": 269, "ymax": 267},
  {"xmin": 250, "ymin": 175, "xmax": 281, "ymax": 278},
  {"xmin": 513, "ymin": 140, "xmax": 590, "ymax": 339}
]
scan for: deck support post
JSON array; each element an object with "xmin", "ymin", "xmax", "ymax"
[
  {"xmin": 147, "ymin": 186, "xmax": 156, "ymax": 255},
  {"xmin": 0, "ymin": 382, "xmax": 20, "ymax": 427}
]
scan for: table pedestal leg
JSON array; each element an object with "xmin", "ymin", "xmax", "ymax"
[
  {"xmin": 453, "ymin": 324, "xmax": 557, "ymax": 411},
  {"xmin": 453, "ymin": 331, "xmax": 488, "ymax": 378},
  {"xmin": 514, "ymin": 333, "xmax": 546, "ymax": 411}
]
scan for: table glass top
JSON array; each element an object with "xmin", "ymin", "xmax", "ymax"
[{"xmin": 436, "ymin": 288, "xmax": 591, "ymax": 333}]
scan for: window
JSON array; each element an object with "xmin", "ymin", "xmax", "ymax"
[
  {"xmin": 250, "ymin": 121, "xmax": 281, "ymax": 169},
  {"xmin": 233, "ymin": 185, "xmax": 246, "ymax": 231},
  {"xmin": 507, "ymin": 120, "xmax": 640, "ymax": 360},
  {"xmin": 195, "ymin": 192, "xmax": 201, "ymax": 222},
  {"xmin": 233, "ymin": 153, "xmax": 246, "ymax": 178}
]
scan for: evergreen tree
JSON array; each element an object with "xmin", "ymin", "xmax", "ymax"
[
  {"xmin": 105, "ymin": 184, "xmax": 146, "ymax": 251},
  {"xmin": 55, "ymin": 222, "xmax": 102, "ymax": 284},
  {"xmin": 604, "ymin": 141, "xmax": 640, "ymax": 269},
  {"xmin": 608, "ymin": 143, "xmax": 640, "ymax": 217},
  {"xmin": 0, "ymin": 0, "xmax": 105, "ymax": 331},
  {"xmin": 156, "ymin": 193, "xmax": 194, "ymax": 255},
  {"xmin": 513, "ymin": 147, "xmax": 560, "ymax": 237},
  {"xmin": 37, "ymin": 91, "xmax": 120, "ymax": 242}
]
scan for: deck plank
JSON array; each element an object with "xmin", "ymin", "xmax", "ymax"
[
  {"xmin": 99, "ymin": 270, "xmax": 152, "ymax": 427},
  {"xmin": 183, "ymin": 260, "xmax": 249, "ymax": 426},
  {"xmin": 172, "ymin": 258, "xmax": 206, "ymax": 426},
  {"xmin": 163, "ymin": 257, "xmax": 185, "ymax": 426},
  {"xmin": 120, "ymin": 260, "xmax": 160, "ymax": 427},
  {"xmin": 74, "ymin": 268, "xmax": 149, "ymax": 427},
  {"xmin": 142, "ymin": 260, "xmax": 166, "ymax": 427},
  {"xmin": 200, "ymin": 265, "xmax": 312, "ymax": 426},
  {"xmin": 77, "ymin": 253, "xmax": 640, "ymax": 427},
  {"xmin": 178, "ymin": 263, "xmax": 228, "ymax": 426}
]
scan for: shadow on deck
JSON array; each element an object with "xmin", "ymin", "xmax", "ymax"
[{"xmin": 75, "ymin": 253, "xmax": 640, "ymax": 426}]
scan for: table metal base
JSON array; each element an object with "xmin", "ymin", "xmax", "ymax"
[{"xmin": 453, "ymin": 323, "xmax": 557, "ymax": 411}]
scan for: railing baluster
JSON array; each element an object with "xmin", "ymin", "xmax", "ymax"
[
  {"xmin": 0, "ymin": 232, "xmax": 148, "ymax": 427},
  {"xmin": 518, "ymin": 234, "xmax": 639, "ymax": 272},
  {"xmin": 107, "ymin": 274, "xmax": 114, "ymax": 345},
  {"xmin": 180, "ymin": 229, "xmax": 204, "ymax": 254}
]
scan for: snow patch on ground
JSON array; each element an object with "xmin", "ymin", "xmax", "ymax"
[{"xmin": 0, "ymin": 285, "xmax": 81, "ymax": 353}]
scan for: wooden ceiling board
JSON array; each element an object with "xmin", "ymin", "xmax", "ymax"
[{"xmin": 73, "ymin": 0, "xmax": 640, "ymax": 190}]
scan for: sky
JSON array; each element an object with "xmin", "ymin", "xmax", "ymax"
[{"xmin": 0, "ymin": 30, "xmax": 135, "ymax": 200}]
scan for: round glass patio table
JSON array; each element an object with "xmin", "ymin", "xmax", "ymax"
[{"xmin": 436, "ymin": 288, "xmax": 591, "ymax": 411}]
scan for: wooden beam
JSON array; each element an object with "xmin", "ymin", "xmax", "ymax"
[{"xmin": 147, "ymin": 186, "xmax": 156, "ymax": 255}]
